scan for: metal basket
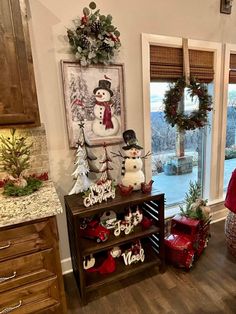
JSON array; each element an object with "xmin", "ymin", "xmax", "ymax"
[{"xmin": 225, "ymin": 211, "xmax": 236, "ymax": 258}]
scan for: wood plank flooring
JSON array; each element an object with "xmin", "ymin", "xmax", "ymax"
[{"xmin": 64, "ymin": 220, "xmax": 236, "ymax": 314}]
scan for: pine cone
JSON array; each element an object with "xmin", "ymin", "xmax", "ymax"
[
  {"xmin": 79, "ymin": 35, "xmax": 90, "ymax": 49},
  {"xmin": 91, "ymin": 20, "xmax": 101, "ymax": 33},
  {"xmin": 101, "ymin": 41, "xmax": 112, "ymax": 52}
]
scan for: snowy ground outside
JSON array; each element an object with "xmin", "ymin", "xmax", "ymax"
[{"xmin": 152, "ymin": 158, "xmax": 236, "ymax": 206}]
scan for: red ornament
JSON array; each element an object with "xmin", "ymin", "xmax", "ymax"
[
  {"xmin": 30, "ymin": 172, "xmax": 49, "ymax": 181},
  {"xmin": 118, "ymin": 184, "xmax": 133, "ymax": 196},
  {"xmin": 141, "ymin": 180, "xmax": 154, "ymax": 194},
  {"xmin": 0, "ymin": 179, "xmax": 8, "ymax": 188},
  {"xmin": 81, "ymin": 15, "xmax": 88, "ymax": 25},
  {"xmin": 141, "ymin": 216, "xmax": 153, "ymax": 229}
]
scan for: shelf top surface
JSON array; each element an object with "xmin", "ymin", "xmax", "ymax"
[{"xmin": 64, "ymin": 189, "xmax": 164, "ymax": 216}]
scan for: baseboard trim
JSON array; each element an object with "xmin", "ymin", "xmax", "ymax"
[
  {"xmin": 211, "ymin": 207, "xmax": 228, "ymax": 223},
  {"xmin": 61, "ymin": 257, "xmax": 72, "ymax": 275},
  {"xmin": 61, "ymin": 208, "xmax": 229, "ymax": 275}
]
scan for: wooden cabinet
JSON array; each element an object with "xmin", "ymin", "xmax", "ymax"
[
  {"xmin": 0, "ymin": 216, "xmax": 67, "ymax": 314},
  {"xmin": 0, "ymin": 0, "xmax": 40, "ymax": 128},
  {"xmin": 65, "ymin": 190, "xmax": 165, "ymax": 304}
]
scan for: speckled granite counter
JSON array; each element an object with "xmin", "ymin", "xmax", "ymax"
[{"xmin": 0, "ymin": 180, "xmax": 63, "ymax": 228}]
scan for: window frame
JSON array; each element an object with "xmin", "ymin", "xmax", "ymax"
[
  {"xmin": 141, "ymin": 33, "xmax": 222, "ymax": 204},
  {"xmin": 220, "ymin": 44, "xmax": 236, "ymax": 196}
]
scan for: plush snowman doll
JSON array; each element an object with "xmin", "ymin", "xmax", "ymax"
[
  {"xmin": 121, "ymin": 130, "xmax": 145, "ymax": 191},
  {"xmin": 92, "ymin": 79, "xmax": 119, "ymax": 137}
]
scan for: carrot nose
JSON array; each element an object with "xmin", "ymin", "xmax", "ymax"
[{"xmin": 95, "ymin": 94, "xmax": 102, "ymax": 98}]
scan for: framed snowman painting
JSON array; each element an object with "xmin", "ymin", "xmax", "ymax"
[{"xmin": 61, "ymin": 61, "xmax": 126, "ymax": 148}]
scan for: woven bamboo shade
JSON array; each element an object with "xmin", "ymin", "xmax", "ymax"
[
  {"xmin": 150, "ymin": 45, "xmax": 214, "ymax": 83},
  {"xmin": 229, "ymin": 54, "xmax": 236, "ymax": 83}
]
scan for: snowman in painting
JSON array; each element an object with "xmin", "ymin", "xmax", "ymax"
[
  {"xmin": 121, "ymin": 130, "xmax": 145, "ymax": 191},
  {"xmin": 92, "ymin": 79, "xmax": 119, "ymax": 137}
]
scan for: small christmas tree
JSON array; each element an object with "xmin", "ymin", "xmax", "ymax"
[
  {"xmin": 0, "ymin": 129, "xmax": 31, "ymax": 179},
  {"xmin": 97, "ymin": 143, "xmax": 113, "ymax": 184},
  {"xmin": 0, "ymin": 129, "xmax": 42, "ymax": 196},
  {"xmin": 69, "ymin": 146, "xmax": 91, "ymax": 195},
  {"xmin": 180, "ymin": 181, "xmax": 208, "ymax": 220}
]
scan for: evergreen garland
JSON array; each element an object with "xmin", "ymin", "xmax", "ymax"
[
  {"xmin": 3, "ymin": 177, "xmax": 42, "ymax": 197},
  {"xmin": 67, "ymin": 2, "xmax": 121, "ymax": 66},
  {"xmin": 163, "ymin": 77, "xmax": 212, "ymax": 131}
]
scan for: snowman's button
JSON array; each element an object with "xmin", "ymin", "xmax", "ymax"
[
  {"xmin": 134, "ymin": 183, "xmax": 137, "ymax": 185},
  {"xmin": 100, "ymin": 122, "xmax": 102, "ymax": 124},
  {"xmin": 133, "ymin": 165, "xmax": 137, "ymax": 169},
  {"xmin": 100, "ymin": 107, "xmax": 102, "ymax": 111}
]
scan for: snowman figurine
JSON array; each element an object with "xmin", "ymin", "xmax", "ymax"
[
  {"xmin": 121, "ymin": 130, "xmax": 145, "ymax": 191},
  {"xmin": 92, "ymin": 79, "xmax": 119, "ymax": 137}
]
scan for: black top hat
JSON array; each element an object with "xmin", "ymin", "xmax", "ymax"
[
  {"xmin": 93, "ymin": 80, "xmax": 113, "ymax": 97},
  {"xmin": 122, "ymin": 129, "xmax": 143, "ymax": 150}
]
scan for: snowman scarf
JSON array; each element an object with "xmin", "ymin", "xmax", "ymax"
[{"xmin": 96, "ymin": 101, "xmax": 113, "ymax": 129}]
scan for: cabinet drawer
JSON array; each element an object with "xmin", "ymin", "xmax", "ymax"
[
  {"xmin": 0, "ymin": 249, "xmax": 56, "ymax": 293},
  {"xmin": 0, "ymin": 220, "xmax": 55, "ymax": 262},
  {"xmin": 0, "ymin": 277, "xmax": 60, "ymax": 314}
]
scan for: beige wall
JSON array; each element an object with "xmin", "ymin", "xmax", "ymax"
[{"xmin": 28, "ymin": 0, "xmax": 236, "ymax": 262}]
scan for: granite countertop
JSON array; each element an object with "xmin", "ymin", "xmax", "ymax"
[{"xmin": 0, "ymin": 180, "xmax": 63, "ymax": 228}]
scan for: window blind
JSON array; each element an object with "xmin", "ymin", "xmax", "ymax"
[
  {"xmin": 229, "ymin": 54, "xmax": 236, "ymax": 83},
  {"xmin": 150, "ymin": 45, "xmax": 214, "ymax": 83}
]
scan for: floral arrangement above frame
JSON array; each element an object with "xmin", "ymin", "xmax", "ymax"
[
  {"xmin": 66, "ymin": 2, "xmax": 121, "ymax": 66},
  {"xmin": 61, "ymin": 61, "xmax": 125, "ymax": 148}
]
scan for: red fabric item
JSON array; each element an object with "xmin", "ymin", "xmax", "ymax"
[
  {"xmin": 96, "ymin": 101, "xmax": 113, "ymax": 130},
  {"xmin": 86, "ymin": 253, "xmax": 116, "ymax": 274},
  {"xmin": 225, "ymin": 169, "xmax": 236, "ymax": 213}
]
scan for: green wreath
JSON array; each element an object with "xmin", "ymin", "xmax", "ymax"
[
  {"xmin": 67, "ymin": 2, "xmax": 121, "ymax": 66},
  {"xmin": 163, "ymin": 77, "xmax": 212, "ymax": 131}
]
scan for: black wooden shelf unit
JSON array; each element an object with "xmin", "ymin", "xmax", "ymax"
[{"xmin": 65, "ymin": 189, "xmax": 165, "ymax": 304}]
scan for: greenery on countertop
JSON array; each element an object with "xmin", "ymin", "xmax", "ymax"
[{"xmin": 3, "ymin": 177, "xmax": 42, "ymax": 197}]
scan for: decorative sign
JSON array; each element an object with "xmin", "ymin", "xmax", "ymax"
[
  {"xmin": 114, "ymin": 220, "xmax": 134, "ymax": 237},
  {"xmin": 122, "ymin": 246, "xmax": 145, "ymax": 266},
  {"xmin": 83, "ymin": 180, "xmax": 115, "ymax": 207},
  {"xmin": 113, "ymin": 207, "xmax": 143, "ymax": 237}
]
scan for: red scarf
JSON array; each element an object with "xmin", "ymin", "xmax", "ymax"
[{"xmin": 96, "ymin": 101, "xmax": 113, "ymax": 129}]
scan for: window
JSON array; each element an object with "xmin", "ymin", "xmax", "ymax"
[
  {"xmin": 224, "ymin": 53, "xmax": 236, "ymax": 191},
  {"xmin": 149, "ymin": 44, "xmax": 213, "ymax": 207},
  {"xmin": 150, "ymin": 82, "xmax": 206, "ymax": 206},
  {"xmin": 142, "ymin": 34, "xmax": 222, "ymax": 212}
]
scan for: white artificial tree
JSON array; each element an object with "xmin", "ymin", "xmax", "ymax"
[{"xmin": 69, "ymin": 146, "xmax": 91, "ymax": 195}]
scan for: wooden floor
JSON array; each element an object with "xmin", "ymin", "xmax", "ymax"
[{"xmin": 64, "ymin": 220, "xmax": 236, "ymax": 314}]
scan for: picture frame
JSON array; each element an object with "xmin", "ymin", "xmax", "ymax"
[{"xmin": 61, "ymin": 61, "xmax": 126, "ymax": 148}]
